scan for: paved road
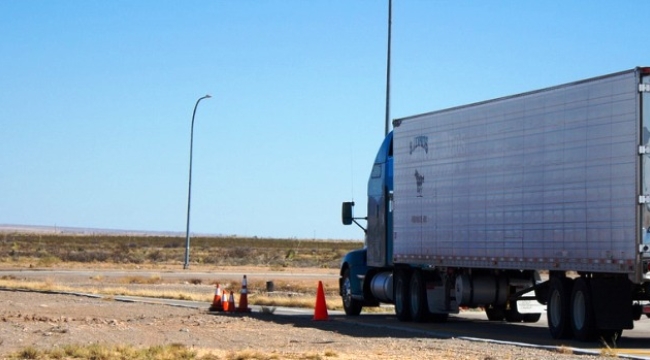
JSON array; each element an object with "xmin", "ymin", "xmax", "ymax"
[
  {"xmin": 347, "ymin": 311, "xmax": 650, "ymax": 359},
  {"xmin": 91, "ymin": 293, "xmax": 650, "ymax": 359}
]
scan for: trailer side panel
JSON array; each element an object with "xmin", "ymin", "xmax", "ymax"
[{"xmin": 393, "ymin": 70, "xmax": 640, "ymax": 274}]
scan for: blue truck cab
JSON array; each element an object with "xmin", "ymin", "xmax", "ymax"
[{"xmin": 339, "ymin": 132, "xmax": 393, "ymax": 315}]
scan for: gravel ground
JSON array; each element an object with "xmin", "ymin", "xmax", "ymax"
[{"xmin": 0, "ymin": 290, "xmax": 604, "ymax": 360}]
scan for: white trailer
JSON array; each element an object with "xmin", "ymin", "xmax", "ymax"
[{"xmin": 340, "ymin": 67, "xmax": 650, "ymax": 341}]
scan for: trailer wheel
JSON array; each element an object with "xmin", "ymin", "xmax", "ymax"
[
  {"xmin": 394, "ymin": 268, "xmax": 411, "ymax": 322},
  {"xmin": 571, "ymin": 277, "xmax": 596, "ymax": 341},
  {"xmin": 547, "ymin": 277, "xmax": 574, "ymax": 339},
  {"xmin": 409, "ymin": 269, "xmax": 428, "ymax": 322},
  {"xmin": 341, "ymin": 268, "xmax": 362, "ymax": 316}
]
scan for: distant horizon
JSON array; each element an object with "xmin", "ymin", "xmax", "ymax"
[{"xmin": 0, "ymin": 223, "xmax": 359, "ymax": 241}]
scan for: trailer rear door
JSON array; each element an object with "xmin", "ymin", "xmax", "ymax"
[{"xmin": 639, "ymin": 68, "xmax": 650, "ymax": 282}]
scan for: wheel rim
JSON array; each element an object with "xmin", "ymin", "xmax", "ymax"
[
  {"xmin": 573, "ymin": 290, "xmax": 586, "ymax": 330},
  {"xmin": 395, "ymin": 277, "xmax": 404, "ymax": 307},
  {"xmin": 410, "ymin": 274, "xmax": 420, "ymax": 314},
  {"xmin": 343, "ymin": 277, "xmax": 353, "ymax": 308},
  {"xmin": 549, "ymin": 289, "xmax": 562, "ymax": 327},
  {"xmin": 395, "ymin": 273, "xmax": 407, "ymax": 316}
]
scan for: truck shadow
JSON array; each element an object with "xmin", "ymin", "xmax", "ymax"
[{"xmin": 228, "ymin": 310, "xmax": 650, "ymax": 354}]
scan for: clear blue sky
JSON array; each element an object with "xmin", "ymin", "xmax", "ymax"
[{"xmin": 1, "ymin": 1, "xmax": 648, "ymax": 240}]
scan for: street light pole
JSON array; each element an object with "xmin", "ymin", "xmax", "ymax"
[
  {"xmin": 184, "ymin": 94, "xmax": 211, "ymax": 270},
  {"xmin": 384, "ymin": 0, "xmax": 392, "ymax": 136}
]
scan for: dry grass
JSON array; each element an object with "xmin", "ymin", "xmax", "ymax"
[
  {"xmin": 0, "ymin": 233, "xmax": 362, "ymax": 269},
  {"xmin": 118, "ymin": 274, "xmax": 164, "ymax": 284},
  {"xmin": 0, "ymin": 232, "xmax": 362, "ymax": 309},
  {"xmin": 0, "ymin": 276, "xmax": 352, "ymax": 310},
  {"xmin": 0, "ymin": 277, "xmax": 206, "ymax": 302},
  {"xmin": 0, "ymin": 232, "xmax": 387, "ymax": 314},
  {"xmin": 556, "ymin": 346, "xmax": 573, "ymax": 355},
  {"xmin": 5, "ymin": 343, "xmax": 342, "ymax": 360},
  {"xmin": 0, "ymin": 274, "xmax": 392, "ymax": 314},
  {"xmin": 251, "ymin": 295, "xmax": 322, "ymax": 309}
]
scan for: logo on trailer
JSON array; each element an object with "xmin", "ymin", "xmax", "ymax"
[
  {"xmin": 414, "ymin": 170, "xmax": 424, "ymax": 197},
  {"xmin": 410, "ymin": 135, "xmax": 428, "ymax": 154}
]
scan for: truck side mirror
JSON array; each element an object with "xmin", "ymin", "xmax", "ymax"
[{"xmin": 342, "ymin": 201, "xmax": 355, "ymax": 225}]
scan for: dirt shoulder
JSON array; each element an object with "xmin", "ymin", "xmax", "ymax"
[{"xmin": 0, "ymin": 290, "xmax": 602, "ymax": 360}]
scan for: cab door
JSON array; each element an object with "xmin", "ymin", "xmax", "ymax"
[{"xmin": 367, "ymin": 133, "xmax": 393, "ymax": 267}]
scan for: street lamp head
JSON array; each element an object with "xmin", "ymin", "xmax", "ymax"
[{"xmin": 204, "ymin": 94, "xmax": 212, "ymax": 99}]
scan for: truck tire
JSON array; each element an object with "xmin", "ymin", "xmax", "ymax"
[
  {"xmin": 523, "ymin": 313, "xmax": 542, "ymax": 323},
  {"xmin": 409, "ymin": 269, "xmax": 428, "ymax": 322},
  {"xmin": 504, "ymin": 302, "xmax": 524, "ymax": 323},
  {"xmin": 485, "ymin": 305, "xmax": 505, "ymax": 321},
  {"xmin": 341, "ymin": 268, "xmax": 362, "ymax": 316},
  {"xmin": 394, "ymin": 268, "xmax": 411, "ymax": 322},
  {"xmin": 570, "ymin": 277, "xmax": 597, "ymax": 341},
  {"xmin": 547, "ymin": 277, "xmax": 574, "ymax": 339}
]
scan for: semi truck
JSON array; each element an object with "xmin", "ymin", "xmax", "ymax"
[{"xmin": 340, "ymin": 67, "xmax": 650, "ymax": 341}]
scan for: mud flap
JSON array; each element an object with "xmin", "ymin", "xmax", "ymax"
[
  {"xmin": 590, "ymin": 278, "xmax": 633, "ymax": 330},
  {"xmin": 426, "ymin": 273, "xmax": 458, "ymax": 314}
]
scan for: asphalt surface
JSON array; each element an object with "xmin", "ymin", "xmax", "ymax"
[{"xmin": 48, "ymin": 292, "xmax": 650, "ymax": 359}]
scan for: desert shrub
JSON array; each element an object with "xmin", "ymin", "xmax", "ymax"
[
  {"xmin": 147, "ymin": 249, "xmax": 164, "ymax": 262},
  {"xmin": 117, "ymin": 242, "xmax": 132, "ymax": 255},
  {"xmin": 201, "ymin": 254, "xmax": 217, "ymax": 265},
  {"xmin": 224, "ymin": 247, "xmax": 250, "ymax": 259},
  {"xmin": 17, "ymin": 346, "xmax": 39, "ymax": 359},
  {"xmin": 120, "ymin": 275, "xmax": 162, "ymax": 284},
  {"xmin": 60, "ymin": 250, "xmax": 109, "ymax": 263},
  {"xmin": 122, "ymin": 252, "xmax": 146, "ymax": 264},
  {"xmin": 163, "ymin": 241, "xmax": 182, "ymax": 248},
  {"xmin": 0, "ymin": 233, "xmax": 363, "ymax": 268},
  {"xmin": 36, "ymin": 255, "xmax": 60, "ymax": 267}
]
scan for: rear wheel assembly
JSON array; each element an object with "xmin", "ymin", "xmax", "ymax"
[{"xmin": 394, "ymin": 268, "xmax": 411, "ymax": 322}]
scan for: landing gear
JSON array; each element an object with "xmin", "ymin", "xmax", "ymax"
[{"xmin": 504, "ymin": 303, "xmax": 524, "ymax": 323}]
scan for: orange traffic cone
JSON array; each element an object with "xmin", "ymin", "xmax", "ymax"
[
  {"xmin": 209, "ymin": 283, "xmax": 223, "ymax": 311},
  {"xmin": 237, "ymin": 275, "xmax": 251, "ymax": 313},
  {"xmin": 313, "ymin": 281, "xmax": 329, "ymax": 321},
  {"xmin": 227, "ymin": 291, "xmax": 236, "ymax": 313},
  {"xmin": 222, "ymin": 290, "xmax": 230, "ymax": 312}
]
